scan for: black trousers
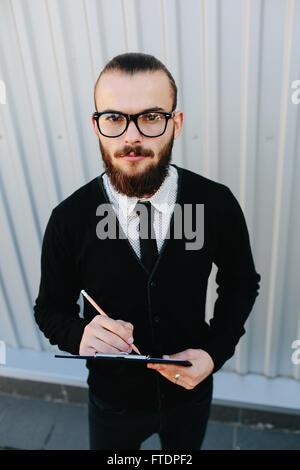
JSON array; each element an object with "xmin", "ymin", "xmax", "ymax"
[{"xmin": 88, "ymin": 379, "xmax": 213, "ymax": 450}]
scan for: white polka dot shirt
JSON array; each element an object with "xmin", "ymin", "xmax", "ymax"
[{"xmin": 102, "ymin": 165, "xmax": 178, "ymax": 258}]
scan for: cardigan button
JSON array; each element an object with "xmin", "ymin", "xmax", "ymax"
[
  {"xmin": 153, "ymin": 315, "xmax": 160, "ymax": 324},
  {"xmin": 150, "ymin": 281, "xmax": 156, "ymax": 288}
]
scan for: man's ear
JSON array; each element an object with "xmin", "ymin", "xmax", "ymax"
[
  {"xmin": 91, "ymin": 115, "xmax": 99, "ymax": 137},
  {"xmin": 173, "ymin": 110, "xmax": 184, "ymax": 140}
]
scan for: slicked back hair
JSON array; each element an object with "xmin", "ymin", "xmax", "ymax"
[{"xmin": 94, "ymin": 52, "xmax": 177, "ymax": 112}]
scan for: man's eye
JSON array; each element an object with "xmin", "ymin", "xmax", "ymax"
[
  {"xmin": 145, "ymin": 113, "xmax": 161, "ymax": 121},
  {"xmin": 106, "ymin": 114, "xmax": 122, "ymax": 122}
]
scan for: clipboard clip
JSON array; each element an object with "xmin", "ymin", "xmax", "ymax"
[{"xmin": 95, "ymin": 353, "xmax": 149, "ymax": 360}]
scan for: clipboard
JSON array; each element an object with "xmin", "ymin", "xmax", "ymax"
[{"xmin": 55, "ymin": 353, "xmax": 192, "ymax": 367}]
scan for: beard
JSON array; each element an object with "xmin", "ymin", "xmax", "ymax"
[{"xmin": 99, "ymin": 130, "xmax": 174, "ymax": 198}]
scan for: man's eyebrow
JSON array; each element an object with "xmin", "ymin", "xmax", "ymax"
[{"xmin": 99, "ymin": 106, "xmax": 167, "ymax": 114}]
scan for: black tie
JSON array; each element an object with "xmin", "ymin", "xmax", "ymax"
[{"xmin": 137, "ymin": 201, "xmax": 158, "ymax": 272}]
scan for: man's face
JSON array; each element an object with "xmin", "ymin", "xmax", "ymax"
[{"xmin": 92, "ymin": 70, "xmax": 183, "ymax": 197}]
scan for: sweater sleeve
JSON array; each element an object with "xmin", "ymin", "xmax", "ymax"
[
  {"xmin": 33, "ymin": 209, "xmax": 89, "ymax": 354},
  {"xmin": 202, "ymin": 187, "xmax": 261, "ymax": 373}
]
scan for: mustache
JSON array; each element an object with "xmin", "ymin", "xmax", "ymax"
[{"xmin": 115, "ymin": 145, "xmax": 154, "ymax": 158}]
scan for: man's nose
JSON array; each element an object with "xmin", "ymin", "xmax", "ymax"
[{"xmin": 124, "ymin": 120, "xmax": 143, "ymax": 144}]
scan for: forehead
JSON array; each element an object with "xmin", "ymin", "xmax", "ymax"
[{"xmin": 95, "ymin": 70, "xmax": 173, "ymax": 112}]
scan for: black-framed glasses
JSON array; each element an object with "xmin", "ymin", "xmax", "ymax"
[{"xmin": 92, "ymin": 110, "xmax": 175, "ymax": 138}]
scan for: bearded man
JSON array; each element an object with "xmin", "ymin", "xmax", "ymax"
[{"xmin": 34, "ymin": 52, "xmax": 261, "ymax": 450}]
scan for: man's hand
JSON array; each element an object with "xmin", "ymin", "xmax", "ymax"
[
  {"xmin": 79, "ymin": 315, "xmax": 134, "ymax": 356},
  {"xmin": 147, "ymin": 348, "xmax": 214, "ymax": 389}
]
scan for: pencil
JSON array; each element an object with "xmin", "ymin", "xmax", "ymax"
[{"xmin": 80, "ymin": 290, "xmax": 141, "ymax": 355}]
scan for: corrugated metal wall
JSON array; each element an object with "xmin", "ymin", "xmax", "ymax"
[{"xmin": 1, "ymin": 0, "xmax": 300, "ymax": 389}]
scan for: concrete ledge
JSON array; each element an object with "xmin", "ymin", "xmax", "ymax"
[
  {"xmin": 213, "ymin": 370, "xmax": 300, "ymax": 416},
  {"xmin": 0, "ymin": 376, "xmax": 300, "ymax": 434},
  {"xmin": 0, "ymin": 376, "xmax": 88, "ymax": 404},
  {"xmin": 0, "ymin": 347, "xmax": 88, "ymax": 387}
]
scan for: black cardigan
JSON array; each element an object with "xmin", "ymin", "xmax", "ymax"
[{"xmin": 34, "ymin": 164, "xmax": 261, "ymax": 410}]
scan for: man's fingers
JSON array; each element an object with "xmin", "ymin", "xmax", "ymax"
[
  {"xmin": 147, "ymin": 363, "xmax": 191, "ymax": 389},
  {"xmin": 93, "ymin": 315, "xmax": 134, "ymax": 345},
  {"xmin": 147, "ymin": 350, "xmax": 198, "ymax": 389},
  {"xmin": 88, "ymin": 336, "xmax": 132, "ymax": 355},
  {"xmin": 147, "ymin": 349, "xmax": 212, "ymax": 390},
  {"xmin": 80, "ymin": 315, "xmax": 136, "ymax": 356},
  {"xmin": 163, "ymin": 350, "xmax": 193, "ymax": 360},
  {"xmin": 92, "ymin": 323, "xmax": 133, "ymax": 352},
  {"xmin": 117, "ymin": 319, "xmax": 134, "ymax": 331}
]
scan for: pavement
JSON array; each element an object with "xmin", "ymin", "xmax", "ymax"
[{"xmin": 0, "ymin": 392, "xmax": 300, "ymax": 450}]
